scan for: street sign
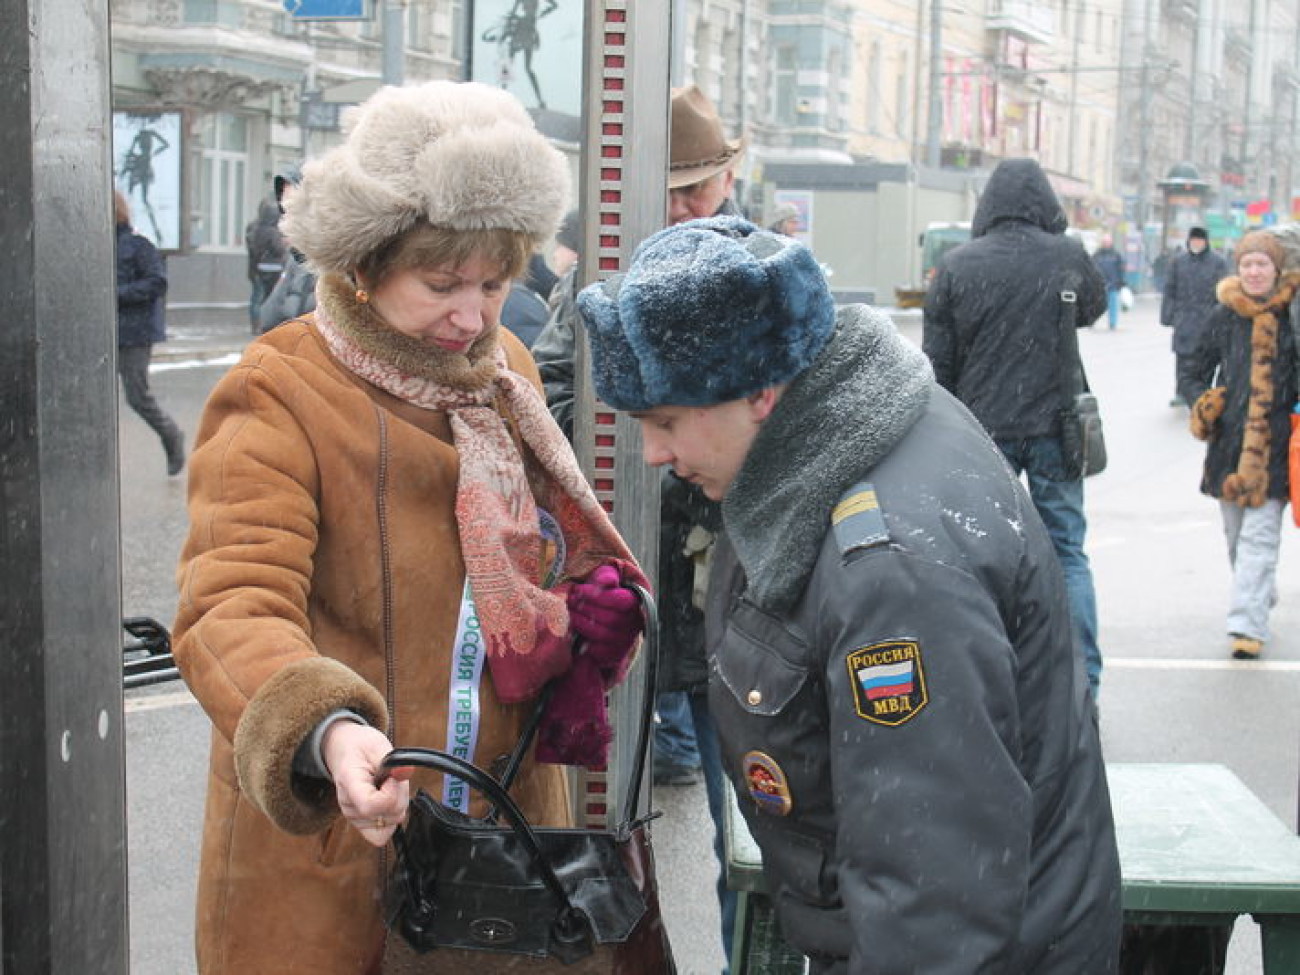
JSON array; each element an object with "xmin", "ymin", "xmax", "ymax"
[{"xmin": 284, "ymin": 0, "xmax": 366, "ymax": 21}]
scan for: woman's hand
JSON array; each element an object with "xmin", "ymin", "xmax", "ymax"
[
  {"xmin": 321, "ymin": 720, "xmax": 411, "ymax": 847},
  {"xmin": 567, "ymin": 564, "xmax": 643, "ymax": 680},
  {"xmin": 1190, "ymin": 386, "xmax": 1226, "ymax": 441}
]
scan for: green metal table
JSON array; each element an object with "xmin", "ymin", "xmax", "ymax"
[
  {"xmin": 1110, "ymin": 762, "xmax": 1300, "ymax": 973},
  {"xmin": 724, "ymin": 784, "xmax": 807, "ymax": 974},
  {"xmin": 724, "ymin": 763, "xmax": 1300, "ymax": 973}
]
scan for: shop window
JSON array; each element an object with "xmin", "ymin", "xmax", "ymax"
[{"xmin": 196, "ymin": 113, "xmax": 249, "ymax": 251}]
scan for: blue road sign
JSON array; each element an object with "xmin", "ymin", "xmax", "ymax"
[{"xmin": 285, "ymin": 0, "xmax": 366, "ymax": 20}]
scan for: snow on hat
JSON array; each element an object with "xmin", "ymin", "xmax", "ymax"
[
  {"xmin": 577, "ymin": 216, "xmax": 836, "ymax": 410},
  {"xmin": 282, "ymin": 80, "xmax": 569, "ymax": 275}
]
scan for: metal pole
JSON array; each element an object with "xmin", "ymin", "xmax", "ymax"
[
  {"xmin": 1067, "ymin": 1, "xmax": 1081, "ymax": 177},
  {"xmin": 926, "ymin": 0, "xmax": 942, "ymax": 168},
  {"xmin": 1136, "ymin": 0, "xmax": 1153, "ymax": 286},
  {"xmin": 670, "ymin": 0, "xmax": 687, "ymax": 87},
  {"xmin": 577, "ymin": 0, "xmax": 667, "ymax": 825},
  {"xmin": 1241, "ymin": 0, "xmax": 1256, "ymax": 180},
  {"xmin": 1185, "ymin": 0, "xmax": 1201, "ymax": 162},
  {"xmin": 0, "ymin": 0, "xmax": 127, "ymax": 968},
  {"xmin": 382, "ymin": 0, "xmax": 405, "ymax": 86}
]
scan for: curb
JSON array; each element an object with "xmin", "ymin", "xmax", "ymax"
[{"xmin": 152, "ymin": 345, "xmax": 248, "ymax": 364}]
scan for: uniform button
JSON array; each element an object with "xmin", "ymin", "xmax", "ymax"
[{"xmin": 746, "ymin": 689, "xmax": 763, "ymax": 707}]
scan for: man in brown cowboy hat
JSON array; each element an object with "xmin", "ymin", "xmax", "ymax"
[
  {"xmin": 666, "ymin": 84, "xmax": 747, "ymax": 225},
  {"xmin": 530, "ymin": 82, "xmax": 744, "ymax": 969},
  {"xmin": 532, "ymin": 84, "xmax": 747, "ymax": 435}
]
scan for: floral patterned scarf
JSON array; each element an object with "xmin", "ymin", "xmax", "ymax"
[{"xmin": 314, "ymin": 275, "xmax": 647, "ymax": 705}]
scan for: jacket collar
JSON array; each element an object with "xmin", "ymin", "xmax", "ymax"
[{"xmin": 723, "ymin": 305, "xmax": 933, "ymax": 613}]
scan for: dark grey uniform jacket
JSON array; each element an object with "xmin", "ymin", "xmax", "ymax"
[{"xmin": 706, "ymin": 307, "xmax": 1121, "ymax": 973}]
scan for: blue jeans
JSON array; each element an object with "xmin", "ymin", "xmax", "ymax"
[
  {"xmin": 1106, "ymin": 288, "xmax": 1121, "ymax": 328},
  {"xmin": 653, "ymin": 690, "xmax": 700, "ymax": 770},
  {"xmin": 687, "ymin": 691, "xmax": 737, "ymax": 968},
  {"xmin": 996, "ymin": 436, "xmax": 1103, "ymax": 694}
]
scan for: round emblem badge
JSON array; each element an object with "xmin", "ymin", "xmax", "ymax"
[
  {"xmin": 537, "ymin": 507, "xmax": 567, "ymax": 590},
  {"xmin": 743, "ymin": 750, "xmax": 793, "ymax": 816}
]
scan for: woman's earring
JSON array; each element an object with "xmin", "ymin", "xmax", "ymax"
[{"xmin": 355, "ymin": 288, "xmax": 369, "ymax": 304}]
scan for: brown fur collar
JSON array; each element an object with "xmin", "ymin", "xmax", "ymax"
[
  {"xmin": 316, "ymin": 271, "xmax": 501, "ymax": 392},
  {"xmin": 1213, "ymin": 273, "xmax": 1300, "ymax": 506}
]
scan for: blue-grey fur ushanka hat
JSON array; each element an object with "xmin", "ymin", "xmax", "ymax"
[{"xmin": 576, "ymin": 216, "xmax": 836, "ymax": 410}]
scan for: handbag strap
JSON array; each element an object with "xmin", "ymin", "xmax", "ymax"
[
  {"xmin": 1056, "ymin": 269, "xmax": 1090, "ymax": 407},
  {"xmin": 618, "ymin": 584, "xmax": 659, "ymax": 824}
]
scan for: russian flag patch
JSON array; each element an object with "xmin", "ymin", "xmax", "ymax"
[{"xmin": 846, "ymin": 640, "xmax": 928, "ymax": 726}]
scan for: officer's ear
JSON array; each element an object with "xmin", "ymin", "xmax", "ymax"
[{"xmin": 747, "ymin": 385, "xmax": 784, "ymax": 424}]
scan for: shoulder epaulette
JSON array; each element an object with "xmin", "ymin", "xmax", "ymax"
[{"xmin": 831, "ymin": 481, "xmax": 890, "ymax": 557}]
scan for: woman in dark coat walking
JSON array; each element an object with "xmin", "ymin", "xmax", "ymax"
[
  {"xmin": 1181, "ymin": 230, "xmax": 1298, "ymax": 659},
  {"xmin": 115, "ymin": 190, "xmax": 185, "ymax": 475}
]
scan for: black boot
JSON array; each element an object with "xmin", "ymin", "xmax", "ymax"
[{"xmin": 163, "ymin": 426, "xmax": 186, "ymax": 476}]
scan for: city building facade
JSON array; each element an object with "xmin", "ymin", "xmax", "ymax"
[{"xmin": 108, "ymin": 0, "xmax": 1300, "ymax": 308}]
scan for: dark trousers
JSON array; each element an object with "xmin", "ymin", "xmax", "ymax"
[
  {"xmin": 686, "ymin": 690, "xmax": 737, "ymax": 968},
  {"xmin": 118, "ymin": 344, "xmax": 181, "ymax": 447}
]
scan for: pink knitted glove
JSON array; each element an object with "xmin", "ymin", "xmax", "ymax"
[
  {"xmin": 536, "ymin": 654, "xmax": 612, "ymax": 768},
  {"xmin": 567, "ymin": 564, "xmax": 643, "ymax": 682}
]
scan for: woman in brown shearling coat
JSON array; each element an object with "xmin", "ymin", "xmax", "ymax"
[
  {"xmin": 173, "ymin": 81, "xmax": 647, "ymax": 974},
  {"xmin": 1181, "ymin": 230, "xmax": 1299, "ymax": 660}
]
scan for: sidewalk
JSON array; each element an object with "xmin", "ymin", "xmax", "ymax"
[{"xmin": 154, "ymin": 317, "xmax": 251, "ymax": 364}]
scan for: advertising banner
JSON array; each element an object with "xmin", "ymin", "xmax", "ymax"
[
  {"xmin": 112, "ymin": 111, "xmax": 184, "ymax": 251},
  {"xmin": 471, "ymin": 0, "xmax": 582, "ymax": 116}
]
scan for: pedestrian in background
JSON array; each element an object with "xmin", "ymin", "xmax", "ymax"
[
  {"xmin": 244, "ymin": 195, "xmax": 286, "ymax": 333},
  {"xmin": 1181, "ymin": 230, "xmax": 1298, "ymax": 660},
  {"xmin": 530, "ymin": 81, "xmax": 745, "ymax": 969},
  {"xmin": 114, "ymin": 189, "xmax": 185, "ymax": 476},
  {"xmin": 550, "ymin": 208, "xmax": 580, "ymax": 284},
  {"xmin": 1162, "ymin": 226, "xmax": 1229, "ymax": 407},
  {"xmin": 579, "ymin": 215, "xmax": 1122, "ymax": 973},
  {"xmin": 172, "ymin": 80, "xmax": 648, "ymax": 975},
  {"xmin": 1092, "ymin": 231, "xmax": 1127, "ymax": 329},
  {"xmin": 257, "ymin": 166, "xmax": 317, "ymax": 333},
  {"xmin": 923, "ymin": 157, "xmax": 1108, "ymax": 698},
  {"xmin": 767, "ymin": 202, "xmax": 799, "ymax": 236}
]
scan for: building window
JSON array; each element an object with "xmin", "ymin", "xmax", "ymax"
[
  {"xmin": 895, "ymin": 51, "xmax": 910, "ymax": 139},
  {"xmin": 775, "ymin": 44, "xmax": 797, "ymax": 126},
  {"xmin": 197, "ymin": 113, "xmax": 249, "ymax": 251},
  {"xmin": 408, "ymin": 1, "xmax": 428, "ymax": 52},
  {"xmin": 867, "ymin": 39, "xmax": 881, "ymax": 134},
  {"xmin": 826, "ymin": 47, "xmax": 843, "ymax": 131},
  {"xmin": 450, "ymin": 0, "xmax": 465, "ymax": 61}
]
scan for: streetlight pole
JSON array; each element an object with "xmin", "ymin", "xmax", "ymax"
[
  {"xmin": 926, "ymin": 0, "xmax": 942, "ymax": 168},
  {"xmin": 382, "ymin": 0, "xmax": 404, "ymax": 86}
]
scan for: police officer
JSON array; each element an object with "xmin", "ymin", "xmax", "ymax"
[{"xmin": 578, "ymin": 216, "xmax": 1122, "ymax": 974}]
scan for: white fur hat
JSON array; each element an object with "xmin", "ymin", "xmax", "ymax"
[{"xmin": 282, "ymin": 80, "xmax": 570, "ymax": 274}]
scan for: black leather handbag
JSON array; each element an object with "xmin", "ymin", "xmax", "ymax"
[{"xmin": 379, "ymin": 586, "xmax": 675, "ymax": 973}]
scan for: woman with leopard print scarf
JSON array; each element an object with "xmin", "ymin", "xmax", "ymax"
[{"xmin": 1181, "ymin": 230, "xmax": 1299, "ymax": 659}]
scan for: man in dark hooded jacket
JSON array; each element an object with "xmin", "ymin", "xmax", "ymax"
[
  {"xmin": 1162, "ymin": 226, "xmax": 1228, "ymax": 406},
  {"xmin": 923, "ymin": 157, "xmax": 1107, "ymax": 696}
]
